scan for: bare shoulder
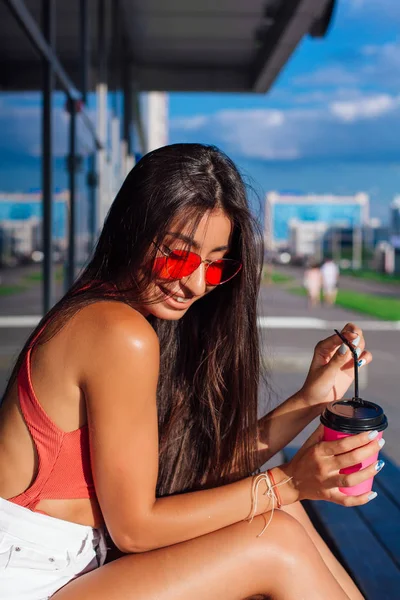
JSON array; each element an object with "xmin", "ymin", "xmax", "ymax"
[{"xmin": 70, "ymin": 301, "xmax": 160, "ymax": 377}]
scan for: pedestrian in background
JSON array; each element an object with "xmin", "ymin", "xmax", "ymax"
[
  {"xmin": 303, "ymin": 259, "xmax": 322, "ymax": 309},
  {"xmin": 321, "ymin": 256, "xmax": 339, "ymax": 305}
]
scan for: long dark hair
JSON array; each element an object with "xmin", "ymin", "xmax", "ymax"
[{"xmin": 3, "ymin": 143, "xmax": 264, "ymax": 496}]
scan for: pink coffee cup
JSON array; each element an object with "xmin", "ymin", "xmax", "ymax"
[
  {"xmin": 320, "ymin": 398, "xmax": 387, "ymax": 496},
  {"xmin": 323, "ymin": 426, "xmax": 383, "ymax": 495}
]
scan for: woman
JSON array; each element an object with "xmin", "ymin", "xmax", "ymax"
[
  {"xmin": 0, "ymin": 144, "xmax": 380, "ymax": 600},
  {"xmin": 303, "ymin": 259, "xmax": 322, "ymax": 308}
]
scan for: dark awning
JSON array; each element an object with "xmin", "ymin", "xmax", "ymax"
[{"xmin": 0, "ymin": 0, "xmax": 335, "ymax": 93}]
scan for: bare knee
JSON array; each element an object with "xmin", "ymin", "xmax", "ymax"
[{"xmin": 247, "ymin": 509, "xmax": 316, "ymax": 571}]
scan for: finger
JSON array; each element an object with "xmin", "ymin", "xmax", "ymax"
[
  {"xmin": 311, "ymin": 328, "xmax": 363, "ymax": 367},
  {"xmin": 356, "ymin": 350, "xmax": 372, "ymax": 369},
  {"xmin": 334, "ymin": 438, "xmax": 383, "ymax": 469},
  {"xmin": 331, "ymin": 489, "xmax": 378, "ymax": 507},
  {"xmin": 316, "ymin": 330, "xmax": 359, "ymax": 353},
  {"xmin": 342, "ymin": 322, "xmax": 361, "ymax": 337},
  {"xmin": 323, "ymin": 339, "xmax": 363, "ymax": 372},
  {"xmin": 319, "ymin": 430, "xmax": 381, "ymax": 457},
  {"xmin": 340, "ymin": 323, "xmax": 366, "ymax": 355},
  {"xmin": 335, "ymin": 459, "xmax": 385, "ymax": 489}
]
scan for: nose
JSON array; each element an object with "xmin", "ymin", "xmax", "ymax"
[{"xmin": 183, "ymin": 262, "xmax": 207, "ymax": 296}]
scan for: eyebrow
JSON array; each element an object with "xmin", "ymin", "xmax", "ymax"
[{"xmin": 166, "ymin": 232, "xmax": 229, "ymax": 253}]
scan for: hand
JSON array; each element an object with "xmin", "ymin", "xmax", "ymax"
[
  {"xmin": 282, "ymin": 425, "xmax": 384, "ymax": 506},
  {"xmin": 300, "ymin": 322, "xmax": 372, "ymax": 408}
]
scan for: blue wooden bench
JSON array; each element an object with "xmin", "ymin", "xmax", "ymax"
[{"xmin": 283, "ymin": 447, "xmax": 400, "ymax": 600}]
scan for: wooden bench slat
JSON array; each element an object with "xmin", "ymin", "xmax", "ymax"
[
  {"xmin": 374, "ymin": 454, "xmax": 400, "ymax": 510},
  {"xmin": 357, "ymin": 482, "xmax": 400, "ymax": 569},
  {"xmin": 304, "ymin": 500, "xmax": 400, "ymax": 599}
]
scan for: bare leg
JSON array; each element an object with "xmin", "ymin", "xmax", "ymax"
[
  {"xmin": 281, "ymin": 502, "xmax": 364, "ymax": 600},
  {"xmin": 53, "ymin": 511, "xmax": 349, "ymax": 600}
]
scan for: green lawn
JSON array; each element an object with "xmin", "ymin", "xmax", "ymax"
[
  {"xmin": 290, "ymin": 286, "xmax": 400, "ymax": 321},
  {"xmin": 0, "ymin": 266, "xmax": 64, "ymax": 298},
  {"xmin": 341, "ymin": 269, "xmax": 400, "ymax": 285},
  {"xmin": 23, "ymin": 266, "xmax": 64, "ymax": 283},
  {"xmin": 0, "ymin": 284, "xmax": 27, "ymax": 296},
  {"xmin": 269, "ymin": 271, "xmax": 294, "ymax": 284}
]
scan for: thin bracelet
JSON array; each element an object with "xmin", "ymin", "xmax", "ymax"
[
  {"xmin": 267, "ymin": 469, "xmax": 282, "ymax": 508},
  {"xmin": 245, "ymin": 471, "xmax": 293, "ymax": 537}
]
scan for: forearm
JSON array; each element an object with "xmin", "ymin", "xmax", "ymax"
[
  {"xmin": 120, "ymin": 474, "xmax": 273, "ymax": 553},
  {"xmin": 256, "ymin": 391, "xmax": 321, "ymax": 468}
]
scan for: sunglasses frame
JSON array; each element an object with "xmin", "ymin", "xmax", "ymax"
[{"xmin": 152, "ymin": 242, "xmax": 242, "ymax": 286}]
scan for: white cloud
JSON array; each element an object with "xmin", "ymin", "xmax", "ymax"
[
  {"xmin": 346, "ymin": 0, "xmax": 400, "ymax": 21},
  {"xmin": 293, "ymin": 40, "xmax": 400, "ymax": 92},
  {"xmin": 170, "ymin": 115, "xmax": 208, "ymax": 130},
  {"xmin": 172, "ymin": 108, "xmax": 298, "ymax": 160},
  {"xmin": 170, "ymin": 91, "xmax": 400, "ymax": 161},
  {"xmin": 0, "ymin": 102, "xmax": 96, "ymax": 157},
  {"xmin": 216, "ymin": 109, "xmax": 284, "ymax": 128},
  {"xmin": 330, "ymin": 94, "xmax": 400, "ymax": 122},
  {"xmin": 293, "ymin": 65, "xmax": 359, "ymax": 87}
]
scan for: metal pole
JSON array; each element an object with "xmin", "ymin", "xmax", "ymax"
[
  {"xmin": 123, "ymin": 52, "xmax": 132, "ymax": 154},
  {"xmin": 67, "ymin": 99, "xmax": 77, "ymax": 288},
  {"xmin": 80, "ymin": 0, "xmax": 89, "ymax": 104},
  {"xmin": 98, "ymin": 0, "xmax": 106, "ymax": 82},
  {"xmin": 96, "ymin": 0, "xmax": 109, "ymax": 231},
  {"xmin": 6, "ymin": 0, "xmax": 103, "ymax": 149},
  {"xmin": 87, "ymin": 153, "xmax": 98, "ymax": 251},
  {"xmin": 42, "ymin": 0, "xmax": 55, "ymax": 314}
]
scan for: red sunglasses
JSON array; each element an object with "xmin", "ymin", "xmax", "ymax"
[{"xmin": 152, "ymin": 243, "xmax": 242, "ymax": 286}]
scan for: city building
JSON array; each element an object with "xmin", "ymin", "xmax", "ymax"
[
  {"xmin": 390, "ymin": 196, "xmax": 400, "ymax": 235},
  {"xmin": 265, "ymin": 191, "xmax": 370, "ymax": 253},
  {"xmin": 390, "ymin": 196, "xmax": 400, "ymax": 249},
  {"xmin": 289, "ymin": 220, "xmax": 328, "ymax": 260},
  {"xmin": 0, "ymin": 217, "xmax": 41, "ymax": 265},
  {"xmin": 0, "ymin": 190, "xmax": 68, "ymax": 240}
]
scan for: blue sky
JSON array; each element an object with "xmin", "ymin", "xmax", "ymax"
[
  {"xmin": 168, "ymin": 0, "xmax": 400, "ymax": 222},
  {"xmin": 1, "ymin": 0, "xmax": 399, "ymax": 223}
]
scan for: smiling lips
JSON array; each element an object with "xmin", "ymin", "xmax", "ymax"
[{"xmin": 159, "ymin": 285, "xmax": 193, "ymax": 306}]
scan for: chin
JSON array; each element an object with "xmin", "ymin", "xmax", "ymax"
[{"xmin": 145, "ymin": 302, "xmax": 191, "ymax": 321}]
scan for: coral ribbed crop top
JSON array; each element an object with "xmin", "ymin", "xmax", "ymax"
[{"xmin": 8, "ymin": 330, "xmax": 96, "ymax": 512}]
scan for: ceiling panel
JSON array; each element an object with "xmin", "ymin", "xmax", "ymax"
[{"xmin": 0, "ymin": 0, "xmax": 334, "ymax": 92}]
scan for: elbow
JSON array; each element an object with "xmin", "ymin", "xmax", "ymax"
[{"xmin": 112, "ymin": 530, "xmax": 158, "ymax": 554}]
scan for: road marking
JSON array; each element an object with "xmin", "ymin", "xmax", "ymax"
[
  {"xmin": 1, "ymin": 315, "xmax": 400, "ymax": 331},
  {"xmin": 0, "ymin": 316, "xmax": 41, "ymax": 327},
  {"xmin": 257, "ymin": 317, "xmax": 400, "ymax": 331}
]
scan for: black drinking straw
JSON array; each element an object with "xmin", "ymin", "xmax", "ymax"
[{"xmin": 334, "ymin": 329, "xmax": 360, "ymax": 401}]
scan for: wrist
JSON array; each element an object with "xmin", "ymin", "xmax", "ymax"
[
  {"xmin": 296, "ymin": 387, "xmax": 327, "ymax": 418},
  {"xmin": 269, "ymin": 464, "xmax": 299, "ymax": 506}
]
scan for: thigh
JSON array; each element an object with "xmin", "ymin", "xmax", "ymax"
[
  {"xmin": 51, "ymin": 512, "xmax": 305, "ymax": 600},
  {"xmin": 281, "ymin": 501, "xmax": 341, "ymax": 567},
  {"xmin": 281, "ymin": 502, "xmax": 363, "ymax": 600}
]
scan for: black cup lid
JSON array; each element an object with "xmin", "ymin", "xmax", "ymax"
[{"xmin": 320, "ymin": 398, "xmax": 388, "ymax": 433}]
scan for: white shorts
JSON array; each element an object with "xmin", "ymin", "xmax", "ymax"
[{"xmin": 0, "ymin": 497, "xmax": 107, "ymax": 600}]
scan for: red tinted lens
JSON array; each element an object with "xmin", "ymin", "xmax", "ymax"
[
  {"xmin": 154, "ymin": 250, "xmax": 201, "ymax": 280},
  {"xmin": 206, "ymin": 260, "xmax": 242, "ymax": 285}
]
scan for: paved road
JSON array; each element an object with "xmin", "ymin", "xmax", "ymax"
[
  {"xmin": 277, "ymin": 264, "xmax": 400, "ymax": 298},
  {"xmin": 1, "ymin": 266, "xmax": 399, "ymax": 466},
  {"xmin": 0, "ymin": 265, "xmax": 64, "ymax": 315}
]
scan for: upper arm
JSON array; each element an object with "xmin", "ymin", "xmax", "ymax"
[{"xmin": 79, "ymin": 303, "xmax": 160, "ymax": 550}]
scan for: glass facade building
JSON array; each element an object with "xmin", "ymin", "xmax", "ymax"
[{"xmin": 265, "ymin": 192, "xmax": 369, "ymax": 248}]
